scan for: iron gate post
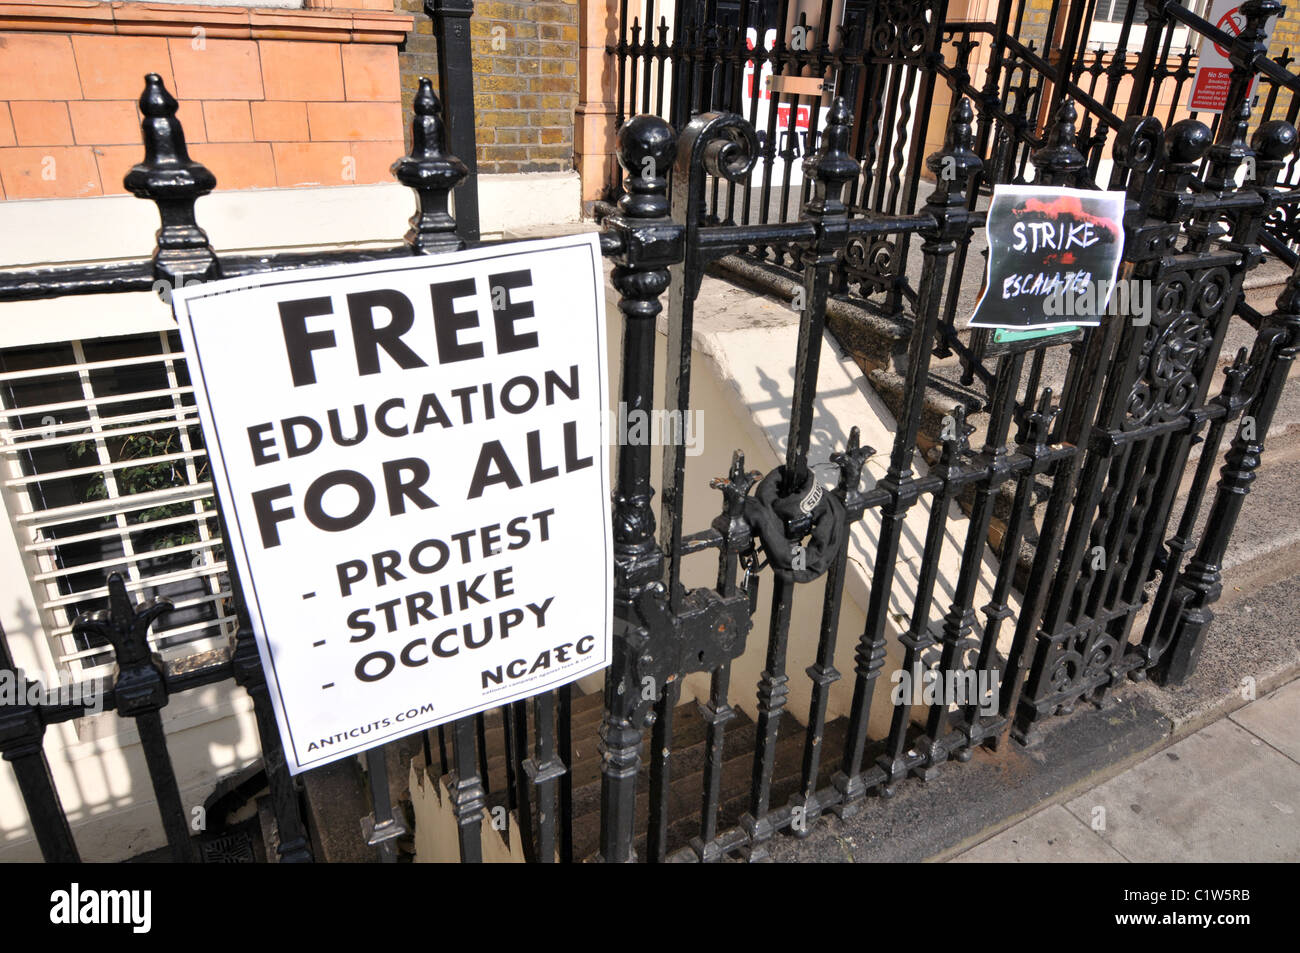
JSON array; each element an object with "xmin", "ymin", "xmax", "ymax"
[
  {"xmin": 1155, "ymin": 277, "xmax": 1300, "ymax": 683},
  {"xmin": 426, "ymin": 0, "xmax": 480, "ymax": 241},
  {"xmin": 599, "ymin": 114, "xmax": 682, "ymax": 862}
]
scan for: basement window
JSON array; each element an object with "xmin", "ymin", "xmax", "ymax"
[{"xmin": 0, "ymin": 331, "xmax": 234, "ymax": 682}]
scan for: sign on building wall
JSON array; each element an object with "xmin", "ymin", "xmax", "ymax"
[
  {"xmin": 743, "ymin": 28, "xmax": 831, "ymax": 187},
  {"xmin": 1188, "ymin": 1, "xmax": 1277, "ymax": 113},
  {"xmin": 173, "ymin": 235, "xmax": 612, "ymax": 774},
  {"xmin": 969, "ymin": 184, "xmax": 1126, "ymax": 332}
]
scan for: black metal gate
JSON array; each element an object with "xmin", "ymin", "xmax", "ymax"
[{"xmin": 3, "ymin": 0, "xmax": 1299, "ymax": 863}]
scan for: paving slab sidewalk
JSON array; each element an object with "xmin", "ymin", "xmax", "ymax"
[{"xmin": 948, "ymin": 678, "xmax": 1300, "ymax": 862}]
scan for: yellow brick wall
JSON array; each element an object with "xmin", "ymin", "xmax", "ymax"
[
  {"xmin": 1018, "ymin": 0, "xmax": 1054, "ymax": 40},
  {"xmin": 1262, "ymin": 4, "xmax": 1300, "ymax": 125},
  {"xmin": 397, "ymin": 0, "xmax": 580, "ymax": 173}
]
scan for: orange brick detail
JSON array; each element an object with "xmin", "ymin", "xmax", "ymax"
[
  {"xmin": 251, "ymin": 100, "xmax": 309, "ymax": 141},
  {"xmin": 9, "ymin": 101, "xmax": 73, "ymax": 146},
  {"xmin": 0, "ymin": 0, "xmax": 115, "ymax": 34},
  {"xmin": 93, "ymin": 142, "xmax": 141, "ymax": 195},
  {"xmin": 68, "ymin": 99, "xmax": 138, "ymax": 145},
  {"xmin": 0, "ymin": 145, "xmax": 101, "ymax": 198},
  {"xmin": 342, "ymin": 43, "xmax": 399, "ymax": 101},
  {"xmin": 112, "ymin": 3, "xmax": 252, "ymax": 40},
  {"xmin": 174, "ymin": 98, "xmax": 206, "ymax": 144},
  {"xmin": 71, "ymin": 34, "xmax": 173, "ymax": 100},
  {"xmin": 0, "ymin": 104, "xmax": 14, "ymax": 148},
  {"xmin": 203, "ymin": 100, "xmax": 253, "ymax": 142},
  {"xmin": 306, "ymin": 101, "xmax": 401, "ymax": 141},
  {"xmin": 0, "ymin": 34, "xmax": 83, "ymax": 101},
  {"xmin": 261, "ymin": 39, "xmax": 344, "ymax": 101},
  {"xmin": 307, "ymin": 0, "xmax": 394, "ymax": 10},
  {"xmin": 0, "ymin": 3, "xmax": 412, "ymax": 43},
  {"xmin": 348, "ymin": 138, "xmax": 402, "ymax": 183},
  {"xmin": 188, "ymin": 141, "xmax": 276, "ymax": 189},
  {"xmin": 168, "ymin": 37, "xmax": 263, "ymax": 101},
  {"xmin": 272, "ymin": 140, "xmax": 355, "ymax": 186}
]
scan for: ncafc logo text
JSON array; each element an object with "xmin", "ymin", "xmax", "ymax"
[{"xmin": 50, "ymin": 883, "xmax": 151, "ymax": 933}]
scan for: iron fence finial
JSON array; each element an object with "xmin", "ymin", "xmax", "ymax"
[
  {"xmin": 392, "ymin": 77, "xmax": 469, "ymax": 255},
  {"xmin": 72, "ymin": 573, "xmax": 172, "ymax": 673},
  {"xmin": 125, "ymin": 74, "xmax": 218, "ymax": 283},
  {"xmin": 804, "ymin": 97, "xmax": 859, "ymax": 209},
  {"xmin": 1248, "ymin": 120, "xmax": 1298, "ymax": 187},
  {"xmin": 1031, "ymin": 98, "xmax": 1086, "ymax": 186},
  {"xmin": 615, "ymin": 114, "xmax": 675, "ymax": 219},
  {"xmin": 924, "ymin": 97, "xmax": 981, "ymax": 212}
]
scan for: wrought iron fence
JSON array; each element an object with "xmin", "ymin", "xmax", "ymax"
[
  {"xmin": 3, "ymin": 0, "xmax": 1300, "ymax": 865},
  {"xmin": 608, "ymin": 2, "xmax": 1300, "ymax": 325}
]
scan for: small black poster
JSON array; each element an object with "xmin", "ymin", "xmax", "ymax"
[{"xmin": 969, "ymin": 184, "xmax": 1127, "ymax": 331}]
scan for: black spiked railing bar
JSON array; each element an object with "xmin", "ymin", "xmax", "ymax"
[
  {"xmin": 523, "ymin": 691, "xmax": 566, "ymax": 862},
  {"xmin": 836, "ymin": 97, "xmax": 980, "ymax": 808},
  {"xmin": 72, "ymin": 575, "xmax": 197, "ymax": 863},
  {"xmin": 691, "ymin": 451, "xmax": 755, "ymax": 861},
  {"xmin": 0, "ymin": 632, "xmax": 80, "ymax": 863},
  {"xmin": 877, "ymin": 404, "xmax": 971, "ymax": 794},
  {"xmin": 508, "ymin": 699, "xmax": 537, "ymax": 862},
  {"xmin": 919, "ymin": 371, "xmax": 1020, "ymax": 775},
  {"xmin": 795, "ymin": 427, "xmax": 872, "ymax": 833},
  {"xmin": 448, "ymin": 716, "xmax": 486, "ymax": 862},
  {"xmin": 229, "ymin": 553, "xmax": 315, "ymax": 863},
  {"xmin": 739, "ymin": 94, "xmax": 857, "ymax": 862},
  {"xmin": 362, "ymin": 747, "xmax": 408, "ymax": 863}
]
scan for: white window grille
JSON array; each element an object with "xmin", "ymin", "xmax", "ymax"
[{"xmin": 0, "ymin": 331, "xmax": 235, "ymax": 682}]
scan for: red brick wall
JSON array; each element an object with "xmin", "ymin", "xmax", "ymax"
[{"xmin": 0, "ymin": 2, "xmax": 413, "ymax": 200}]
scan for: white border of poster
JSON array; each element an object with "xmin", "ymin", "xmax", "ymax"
[{"xmin": 172, "ymin": 234, "xmax": 612, "ymax": 774}]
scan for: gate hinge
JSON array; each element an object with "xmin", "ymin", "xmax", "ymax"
[{"xmin": 628, "ymin": 582, "xmax": 751, "ymax": 695}]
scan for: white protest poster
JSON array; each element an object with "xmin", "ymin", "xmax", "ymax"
[
  {"xmin": 172, "ymin": 234, "xmax": 612, "ymax": 774},
  {"xmin": 969, "ymin": 184, "xmax": 1127, "ymax": 331}
]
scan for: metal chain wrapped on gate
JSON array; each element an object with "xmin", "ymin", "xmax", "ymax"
[{"xmin": 742, "ymin": 465, "xmax": 847, "ymax": 584}]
